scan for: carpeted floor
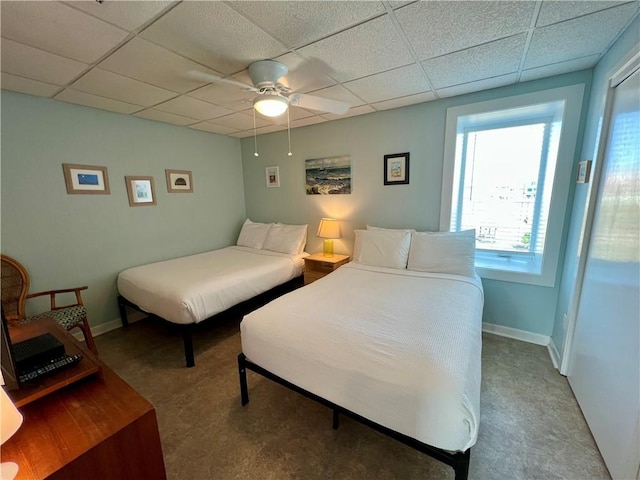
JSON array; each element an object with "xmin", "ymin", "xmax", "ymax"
[{"xmin": 95, "ymin": 313, "xmax": 610, "ymax": 480}]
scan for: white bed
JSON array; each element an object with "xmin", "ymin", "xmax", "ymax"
[
  {"xmin": 238, "ymin": 227, "xmax": 483, "ymax": 479},
  {"xmin": 118, "ymin": 246, "xmax": 306, "ymax": 325},
  {"xmin": 117, "ymin": 218, "xmax": 309, "ymax": 367}
]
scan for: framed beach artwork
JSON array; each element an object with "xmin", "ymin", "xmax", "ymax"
[
  {"xmin": 125, "ymin": 176, "xmax": 156, "ymax": 207},
  {"xmin": 62, "ymin": 163, "xmax": 110, "ymax": 194},
  {"xmin": 384, "ymin": 152, "xmax": 410, "ymax": 185},
  {"xmin": 305, "ymin": 155, "xmax": 351, "ymax": 195},
  {"xmin": 266, "ymin": 166, "xmax": 280, "ymax": 188},
  {"xmin": 166, "ymin": 169, "xmax": 193, "ymax": 193}
]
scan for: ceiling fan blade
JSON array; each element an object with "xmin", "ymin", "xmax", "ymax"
[
  {"xmin": 288, "ymin": 93, "xmax": 350, "ymax": 115},
  {"xmin": 186, "ymin": 70, "xmax": 258, "ymax": 91}
]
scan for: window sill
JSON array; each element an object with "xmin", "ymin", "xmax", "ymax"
[{"xmin": 475, "ymin": 253, "xmax": 555, "ymax": 287}]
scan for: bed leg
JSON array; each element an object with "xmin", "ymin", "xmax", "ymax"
[
  {"xmin": 182, "ymin": 325, "xmax": 195, "ymax": 368},
  {"xmin": 332, "ymin": 409, "xmax": 339, "ymax": 430},
  {"xmin": 238, "ymin": 354, "xmax": 249, "ymax": 406},
  {"xmin": 453, "ymin": 449, "xmax": 470, "ymax": 480},
  {"xmin": 117, "ymin": 295, "xmax": 129, "ymax": 327}
]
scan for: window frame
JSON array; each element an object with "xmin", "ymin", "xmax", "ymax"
[{"xmin": 440, "ymin": 84, "xmax": 585, "ymax": 287}]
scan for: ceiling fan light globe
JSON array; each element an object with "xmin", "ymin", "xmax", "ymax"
[{"xmin": 254, "ymin": 95, "xmax": 288, "ymax": 117}]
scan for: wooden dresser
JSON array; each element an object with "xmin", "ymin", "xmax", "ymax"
[{"xmin": 1, "ymin": 321, "xmax": 166, "ymax": 480}]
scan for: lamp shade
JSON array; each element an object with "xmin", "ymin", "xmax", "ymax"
[
  {"xmin": 0, "ymin": 387, "xmax": 22, "ymax": 445},
  {"xmin": 317, "ymin": 218, "xmax": 340, "ymax": 239},
  {"xmin": 254, "ymin": 94, "xmax": 288, "ymax": 117}
]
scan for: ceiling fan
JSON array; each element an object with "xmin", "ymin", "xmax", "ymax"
[{"xmin": 189, "ymin": 60, "xmax": 351, "ymax": 118}]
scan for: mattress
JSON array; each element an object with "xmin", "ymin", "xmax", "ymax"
[
  {"xmin": 118, "ymin": 246, "xmax": 307, "ymax": 325},
  {"xmin": 240, "ymin": 262, "xmax": 484, "ymax": 452}
]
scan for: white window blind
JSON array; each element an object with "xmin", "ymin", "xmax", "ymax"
[
  {"xmin": 450, "ymin": 109, "xmax": 563, "ymax": 271},
  {"xmin": 441, "ymin": 85, "xmax": 584, "ymax": 286}
]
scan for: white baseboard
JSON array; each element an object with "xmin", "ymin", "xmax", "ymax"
[
  {"xmin": 482, "ymin": 322, "xmax": 550, "ymax": 346},
  {"xmin": 70, "ymin": 311, "xmax": 146, "ymax": 342},
  {"xmin": 547, "ymin": 338, "xmax": 561, "ymax": 370}
]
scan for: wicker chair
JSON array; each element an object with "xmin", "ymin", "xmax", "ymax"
[{"xmin": 0, "ymin": 254, "xmax": 98, "ymax": 355}]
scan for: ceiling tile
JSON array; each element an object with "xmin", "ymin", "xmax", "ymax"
[
  {"xmin": 66, "ymin": 1, "xmax": 176, "ymax": 32},
  {"xmin": 371, "ymin": 92, "xmax": 436, "ymax": 111},
  {"xmin": 210, "ymin": 112, "xmax": 271, "ymax": 130},
  {"xmin": 322, "ymin": 104, "xmax": 376, "ymax": 121},
  {"xmin": 422, "ymin": 34, "xmax": 526, "ymax": 89},
  {"xmin": 1, "ymin": 39, "xmax": 87, "ymax": 85},
  {"xmin": 98, "ymin": 38, "xmax": 217, "ymax": 93},
  {"xmin": 139, "ymin": 2, "xmax": 287, "ymax": 75},
  {"xmin": 297, "ymin": 15, "xmax": 415, "ymax": 82},
  {"xmin": 290, "ymin": 116, "xmax": 328, "ymax": 128},
  {"xmin": 229, "ymin": 1, "xmax": 385, "ymax": 48},
  {"xmin": 228, "ymin": 130, "xmax": 255, "ymax": 139},
  {"xmin": 154, "ymin": 96, "xmax": 234, "ymax": 120},
  {"xmin": 70, "ymin": 68, "xmax": 177, "ymax": 107},
  {"xmin": 54, "ymin": 89, "xmax": 142, "ymax": 115},
  {"xmin": 188, "ymin": 122, "xmax": 240, "ymax": 135},
  {"xmin": 307, "ymin": 85, "xmax": 366, "ymax": 108},
  {"xmin": 389, "ymin": 1, "xmax": 419, "ymax": 9},
  {"xmin": 343, "ymin": 64, "xmax": 430, "ymax": 103},
  {"xmin": 536, "ymin": 1, "xmax": 629, "ymax": 27},
  {"xmin": 525, "ymin": 3, "xmax": 639, "ymax": 69},
  {"xmin": 395, "ymin": 1, "xmax": 535, "ymax": 60},
  {"xmin": 254, "ymin": 124, "xmax": 288, "ymax": 135},
  {"xmin": 520, "ymin": 55, "xmax": 600, "ymax": 82},
  {"xmin": 436, "ymin": 73, "xmax": 518, "ymax": 98},
  {"xmin": 1, "ymin": 73, "xmax": 60, "ymax": 97},
  {"xmin": 1, "ymin": 2, "xmax": 128, "ymax": 64},
  {"xmin": 133, "ymin": 109, "xmax": 198, "ymax": 126}
]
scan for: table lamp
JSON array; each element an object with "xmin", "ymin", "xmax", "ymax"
[
  {"xmin": 317, "ymin": 218, "xmax": 340, "ymax": 257},
  {"xmin": 0, "ymin": 384, "xmax": 22, "ymax": 480}
]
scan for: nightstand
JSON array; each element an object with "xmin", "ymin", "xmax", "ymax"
[{"xmin": 304, "ymin": 253, "xmax": 350, "ymax": 285}]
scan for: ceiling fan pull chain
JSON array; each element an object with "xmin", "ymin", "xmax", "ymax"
[
  {"xmin": 287, "ymin": 108, "xmax": 292, "ymax": 157},
  {"xmin": 253, "ymin": 108, "xmax": 259, "ymax": 157}
]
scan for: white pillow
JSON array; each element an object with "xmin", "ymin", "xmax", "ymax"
[
  {"xmin": 366, "ymin": 225, "xmax": 416, "ymax": 233},
  {"xmin": 236, "ymin": 219, "xmax": 272, "ymax": 250},
  {"xmin": 353, "ymin": 229, "xmax": 411, "ymax": 269},
  {"xmin": 263, "ymin": 223, "xmax": 308, "ymax": 255},
  {"xmin": 407, "ymin": 230, "xmax": 476, "ymax": 276}
]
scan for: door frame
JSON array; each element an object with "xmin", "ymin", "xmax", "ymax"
[{"xmin": 560, "ymin": 44, "xmax": 640, "ymax": 375}]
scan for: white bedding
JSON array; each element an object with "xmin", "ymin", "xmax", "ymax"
[
  {"xmin": 240, "ymin": 262, "xmax": 484, "ymax": 452},
  {"xmin": 118, "ymin": 246, "xmax": 307, "ymax": 325}
]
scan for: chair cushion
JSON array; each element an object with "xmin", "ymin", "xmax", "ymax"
[{"xmin": 28, "ymin": 305, "xmax": 87, "ymax": 330}]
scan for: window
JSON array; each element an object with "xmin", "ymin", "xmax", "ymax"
[{"xmin": 441, "ymin": 85, "xmax": 585, "ymax": 286}]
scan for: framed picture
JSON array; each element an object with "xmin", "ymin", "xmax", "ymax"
[
  {"xmin": 576, "ymin": 160, "xmax": 592, "ymax": 183},
  {"xmin": 62, "ymin": 163, "xmax": 110, "ymax": 194},
  {"xmin": 265, "ymin": 166, "xmax": 280, "ymax": 188},
  {"xmin": 384, "ymin": 153, "xmax": 410, "ymax": 185},
  {"xmin": 125, "ymin": 176, "xmax": 156, "ymax": 207},
  {"xmin": 165, "ymin": 169, "xmax": 193, "ymax": 193},
  {"xmin": 305, "ymin": 155, "xmax": 351, "ymax": 194}
]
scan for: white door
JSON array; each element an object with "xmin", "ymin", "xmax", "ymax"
[{"xmin": 568, "ymin": 66, "xmax": 639, "ymax": 480}]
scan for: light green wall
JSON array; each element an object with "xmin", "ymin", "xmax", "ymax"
[
  {"xmin": 1, "ymin": 91, "xmax": 246, "ymax": 327},
  {"xmin": 241, "ymin": 70, "xmax": 593, "ymax": 336},
  {"xmin": 552, "ymin": 16, "xmax": 640, "ymax": 355}
]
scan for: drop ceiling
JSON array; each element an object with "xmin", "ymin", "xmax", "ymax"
[{"xmin": 1, "ymin": 1, "xmax": 638, "ymax": 138}]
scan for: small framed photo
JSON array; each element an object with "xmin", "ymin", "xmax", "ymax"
[
  {"xmin": 576, "ymin": 160, "xmax": 592, "ymax": 184},
  {"xmin": 384, "ymin": 152, "xmax": 410, "ymax": 185},
  {"xmin": 62, "ymin": 163, "xmax": 110, "ymax": 194},
  {"xmin": 266, "ymin": 166, "xmax": 280, "ymax": 188},
  {"xmin": 165, "ymin": 169, "xmax": 193, "ymax": 193},
  {"xmin": 125, "ymin": 176, "xmax": 156, "ymax": 207}
]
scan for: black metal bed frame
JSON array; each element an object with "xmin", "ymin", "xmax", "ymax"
[
  {"xmin": 238, "ymin": 353, "xmax": 471, "ymax": 480},
  {"xmin": 117, "ymin": 275, "xmax": 303, "ymax": 367}
]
